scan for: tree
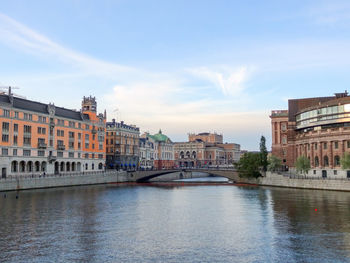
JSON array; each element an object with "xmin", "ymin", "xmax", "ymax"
[
  {"xmin": 340, "ymin": 152, "xmax": 350, "ymax": 169},
  {"xmin": 260, "ymin": 136, "xmax": 268, "ymax": 171},
  {"xmin": 295, "ymin": 155, "xmax": 310, "ymax": 175},
  {"xmin": 267, "ymin": 155, "xmax": 282, "ymax": 172},
  {"xmin": 237, "ymin": 152, "xmax": 262, "ymax": 178}
]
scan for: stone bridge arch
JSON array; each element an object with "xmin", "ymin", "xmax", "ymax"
[{"xmin": 133, "ymin": 169, "xmax": 238, "ymax": 182}]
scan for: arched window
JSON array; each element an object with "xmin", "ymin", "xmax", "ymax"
[
  {"xmin": 315, "ymin": 156, "xmax": 319, "ymax": 167},
  {"xmin": 334, "ymin": 155, "xmax": 340, "ymax": 166},
  {"xmin": 92, "ymin": 163, "xmax": 95, "ymax": 170},
  {"xmin": 98, "ymin": 163, "xmax": 103, "ymax": 170},
  {"xmin": 324, "ymin": 156, "xmax": 329, "ymax": 167}
]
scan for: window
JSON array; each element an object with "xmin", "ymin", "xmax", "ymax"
[
  {"xmin": 86, "ymin": 124, "xmax": 90, "ymax": 130},
  {"xmin": 3, "ymin": 109, "xmax": 10, "ymax": 117},
  {"xmin": 323, "ymin": 142, "xmax": 327, "ymax": 150},
  {"xmin": 313, "ymin": 170, "xmax": 316, "ymax": 175},
  {"xmin": 29, "ymin": 114, "xmax": 32, "ymax": 120},
  {"xmin": 14, "ymin": 111, "xmax": 19, "ymax": 119},
  {"xmin": 13, "ymin": 149, "xmax": 17, "ymax": 156},
  {"xmin": 324, "ymin": 156, "xmax": 329, "ymax": 167},
  {"xmin": 85, "ymin": 153, "xmax": 89, "ymax": 159},
  {"xmin": 348, "ymin": 141, "xmax": 350, "ymax": 148},
  {"xmin": 23, "ymin": 137, "xmax": 31, "ymax": 146},
  {"xmin": 37, "ymin": 127, "xmax": 46, "ymax": 134},
  {"xmin": 85, "ymin": 134, "xmax": 89, "ymax": 140},
  {"xmin": 98, "ymin": 154, "xmax": 103, "ymax": 159},
  {"xmin": 24, "ymin": 113, "xmax": 28, "ymax": 120},
  {"xmin": 78, "ymin": 153, "xmax": 81, "ymax": 158},
  {"xmin": 334, "ymin": 170, "xmax": 338, "ymax": 175},
  {"xmin": 334, "ymin": 155, "xmax": 340, "ymax": 166},
  {"xmin": 78, "ymin": 133, "xmax": 82, "ymax": 140},
  {"xmin": 24, "ymin": 125, "xmax": 32, "ymax": 133},
  {"xmin": 69, "ymin": 121, "xmax": 75, "ymax": 128},
  {"xmin": 57, "ymin": 140, "xmax": 64, "ymax": 146},
  {"xmin": 38, "ymin": 150, "xmax": 45, "ymax": 157},
  {"xmin": 2, "ymin": 122, "xmax": 9, "ymax": 132},
  {"xmin": 91, "ymin": 154, "xmax": 95, "ymax": 159},
  {"xmin": 334, "ymin": 141, "xmax": 339, "ymax": 149},
  {"xmin": 2, "ymin": 148, "xmax": 8, "ymax": 156},
  {"xmin": 78, "ymin": 142, "xmax": 81, "ymax": 149},
  {"xmin": 78, "ymin": 123, "xmax": 81, "ymax": 129},
  {"xmin": 69, "ymin": 152, "xmax": 74, "ymax": 158},
  {"xmin": 92, "ymin": 163, "xmax": 94, "ymax": 170},
  {"xmin": 57, "ymin": 130, "xmax": 64, "ymax": 137},
  {"xmin": 315, "ymin": 156, "xmax": 319, "ymax": 167},
  {"xmin": 2, "ymin": 134, "xmax": 9, "ymax": 143},
  {"xmin": 69, "ymin": 141, "xmax": 74, "ymax": 149},
  {"xmin": 13, "ymin": 135, "xmax": 18, "ymax": 145},
  {"xmin": 14, "ymin": 123, "xmax": 18, "ymax": 132},
  {"xmin": 23, "ymin": 150, "xmax": 31, "ymax": 156},
  {"xmin": 69, "ymin": 131, "xmax": 75, "ymax": 138},
  {"xmin": 315, "ymin": 143, "xmax": 318, "ymax": 150},
  {"xmin": 57, "ymin": 151, "xmax": 63, "ymax": 157}
]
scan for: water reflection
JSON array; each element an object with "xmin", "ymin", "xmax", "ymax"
[{"xmin": 1, "ymin": 184, "xmax": 350, "ymax": 262}]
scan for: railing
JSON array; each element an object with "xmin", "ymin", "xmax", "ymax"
[
  {"xmin": 280, "ymin": 172, "xmax": 350, "ymax": 180},
  {"xmin": 0, "ymin": 170, "xmax": 120, "ymax": 181}
]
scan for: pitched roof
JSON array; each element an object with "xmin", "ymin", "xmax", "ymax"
[{"xmin": 0, "ymin": 94, "xmax": 89, "ymax": 121}]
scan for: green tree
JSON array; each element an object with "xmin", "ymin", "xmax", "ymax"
[
  {"xmin": 237, "ymin": 152, "xmax": 262, "ymax": 178},
  {"xmin": 260, "ymin": 136, "xmax": 268, "ymax": 171},
  {"xmin": 267, "ymin": 155, "xmax": 282, "ymax": 172},
  {"xmin": 340, "ymin": 152, "xmax": 350, "ymax": 169},
  {"xmin": 295, "ymin": 155, "xmax": 311, "ymax": 175}
]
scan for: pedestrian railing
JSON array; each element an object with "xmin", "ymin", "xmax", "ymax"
[{"xmin": 0, "ymin": 170, "xmax": 121, "ymax": 181}]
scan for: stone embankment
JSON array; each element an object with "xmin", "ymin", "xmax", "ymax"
[
  {"xmin": 0, "ymin": 171, "xmax": 131, "ymax": 192},
  {"xmin": 233, "ymin": 172, "xmax": 350, "ymax": 191}
]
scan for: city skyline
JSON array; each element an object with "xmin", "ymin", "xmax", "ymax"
[{"xmin": 2, "ymin": 1, "xmax": 350, "ymax": 150}]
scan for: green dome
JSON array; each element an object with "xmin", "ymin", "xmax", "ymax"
[{"xmin": 150, "ymin": 129, "xmax": 172, "ymax": 142}]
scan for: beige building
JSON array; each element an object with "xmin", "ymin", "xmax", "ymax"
[
  {"xmin": 174, "ymin": 132, "xmax": 240, "ymax": 168},
  {"xmin": 106, "ymin": 120, "xmax": 139, "ymax": 170}
]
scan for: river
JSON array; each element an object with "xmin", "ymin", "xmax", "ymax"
[{"xmin": 1, "ymin": 178, "xmax": 350, "ymax": 263}]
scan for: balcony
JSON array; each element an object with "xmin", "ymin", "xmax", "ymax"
[
  {"xmin": 48, "ymin": 155, "xmax": 57, "ymax": 162},
  {"xmin": 50, "ymin": 120, "xmax": 55, "ymax": 128},
  {"xmin": 57, "ymin": 145, "xmax": 65, "ymax": 150},
  {"xmin": 38, "ymin": 142, "xmax": 47, "ymax": 149}
]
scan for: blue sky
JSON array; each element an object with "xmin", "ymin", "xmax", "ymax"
[{"xmin": 1, "ymin": 0, "xmax": 350, "ymax": 150}]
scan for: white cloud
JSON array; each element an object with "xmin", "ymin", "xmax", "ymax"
[
  {"xmin": 0, "ymin": 12, "xmax": 131, "ymax": 75},
  {"xmin": 187, "ymin": 66, "xmax": 252, "ymax": 96}
]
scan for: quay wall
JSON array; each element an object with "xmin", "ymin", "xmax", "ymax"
[
  {"xmin": 233, "ymin": 172, "xmax": 350, "ymax": 191},
  {"xmin": 0, "ymin": 171, "xmax": 131, "ymax": 192}
]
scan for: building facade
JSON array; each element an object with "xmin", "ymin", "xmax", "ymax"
[
  {"xmin": 139, "ymin": 135, "xmax": 156, "ymax": 170},
  {"xmin": 144, "ymin": 130, "xmax": 174, "ymax": 169},
  {"xmin": 0, "ymin": 92, "xmax": 106, "ymax": 178},
  {"xmin": 174, "ymin": 132, "xmax": 241, "ymax": 168},
  {"xmin": 106, "ymin": 120, "xmax": 140, "ymax": 170},
  {"xmin": 271, "ymin": 91, "xmax": 350, "ymax": 177}
]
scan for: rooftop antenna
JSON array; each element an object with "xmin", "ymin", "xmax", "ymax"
[{"xmin": 0, "ymin": 85, "xmax": 25, "ymax": 98}]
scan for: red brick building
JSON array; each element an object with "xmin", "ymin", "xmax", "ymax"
[{"xmin": 271, "ymin": 91, "xmax": 350, "ymax": 177}]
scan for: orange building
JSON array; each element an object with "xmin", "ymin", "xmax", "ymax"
[{"xmin": 0, "ymin": 90, "xmax": 106, "ymax": 178}]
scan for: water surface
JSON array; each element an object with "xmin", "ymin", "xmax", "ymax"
[{"xmin": 1, "ymin": 179, "xmax": 350, "ymax": 262}]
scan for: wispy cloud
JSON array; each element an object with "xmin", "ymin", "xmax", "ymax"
[
  {"xmin": 0, "ymin": 12, "xmax": 131, "ymax": 75},
  {"xmin": 187, "ymin": 66, "xmax": 252, "ymax": 96}
]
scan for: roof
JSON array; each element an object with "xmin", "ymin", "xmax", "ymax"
[
  {"xmin": 296, "ymin": 96, "xmax": 350, "ymax": 114},
  {"xmin": 149, "ymin": 130, "xmax": 172, "ymax": 143},
  {"xmin": 0, "ymin": 94, "xmax": 89, "ymax": 121}
]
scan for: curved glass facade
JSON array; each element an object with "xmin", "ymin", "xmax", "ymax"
[{"xmin": 296, "ymin": 104, "xmax": 350, "ymax": 129}]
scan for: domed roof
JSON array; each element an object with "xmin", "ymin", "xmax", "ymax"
[{"xmin": 149, "ymin": 129, "xmax": 172, "ymax": 142}]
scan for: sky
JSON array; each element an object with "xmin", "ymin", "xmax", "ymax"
[{"xmin": 1, "ymin": 0, "xmax": 350, "ymax": 150}]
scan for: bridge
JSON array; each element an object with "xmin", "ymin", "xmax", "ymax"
[{"xmin": 128, "ymin": 168, "xmax": 239, "ymax": 183}]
